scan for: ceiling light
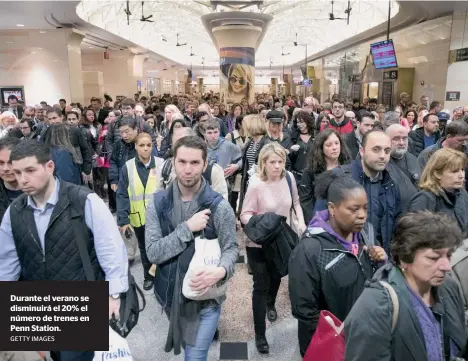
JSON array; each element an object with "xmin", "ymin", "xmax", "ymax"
[
  {"xmin": 6, "ymin": 41, "xmax": 14, "ymax": 44},
  {"xmin": 31, "ymin": 52, "xmax": 36, "ymax": 54},
  {"xmin": 16, "ymin": 24, "xmax": 24, "ymax": 27},
  {"xmin": 40, "ymin": 30, "xmax": 47, "ymax": 34},
  {"xmin": 88, "ymin": 46, "xmax": 94, "ymax": 48}
]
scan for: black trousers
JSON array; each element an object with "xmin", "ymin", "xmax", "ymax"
[
  {"xmin": 50, "ymin": 351, "xmax": 94, "ymax": 361},
  {"xmin": 93, "ymin": 167, "xmax": 108, "ymax": 200},
  {"xmin": 246, "ymin": 247, "xmax": 282, "ymax": 337},
  {"xmin": 107, "ymin": 178, "xmax": 116, "ymax": 211},
  {"xmin": 133, "ymin": 225, "xmax": 153, "ymax": 281},
  {"xmin": 229, "ymin": 191, "xmax": 239, "ymax": 215}
]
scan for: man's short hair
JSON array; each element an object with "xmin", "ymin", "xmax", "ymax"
[
  {"xmin": 90, "ymin": 97, "xmax": 102, "ymax": 104},
  {"xmin": 59, "ymin": 99, "xmax": 66, "ymax": 103},
  {"xmin": 173, "ymin": 135, "xmax": 207, "ymax": 162},
  {"xmin": 429, "ymin": 101, "xmax": 440, "ymax": 110},
  {"xmin": 332, "ymin": 99, "xmax": 345, "ymax": 106},
  {"xmin": 362, "ymin": 129, "xmax": 388, "ymax": 149},
  {"xmin": 204, "ymin": 119, "xmax": 220, "ymax": 131},
  {"xmin": 46, "ymin": 106, "xmax": 63, "ymax": 117},
  {"xmin": 445, "ymin": 121, "xmax": 468, "ymax": 138},
  {"xmin": 357, "ymin": 111, "xmax": 375, "ymax": 123},
  {"xmin": 368, "ymin": 98, "xmax": 378, "ymax": 104},
  {"xmin": 121, "ymin": 98, "xmax": 136, "ymax": 109},
  {"xmin": 383, "ymin": 111, "xmax": 400, "ymax": 128},
  {"xmin": 7, "ymin": 95, "xmax": 18, "ymax": 102},
  {"xmin": 66, "ymin": 111, "xmax": 80, "ymax": 119},
  {"xmin": 423, "ymin": 113, "xmax": 438, "ymax": 123},
  {"xmin": 0, "ymin": 137, "xmax": 20, "ymax": 152},
  {"xmin": 10, "ymin": 140, "xmax": 51, "ymax": 164}
]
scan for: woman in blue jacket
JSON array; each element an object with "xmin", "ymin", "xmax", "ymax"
[{"xmin": 43, "ymin": 123, "xmax": 82, "ymax": 185}]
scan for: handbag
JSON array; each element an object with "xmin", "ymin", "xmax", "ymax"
[
  {"xmin": 71, "ymin": 208, "xmax": 146, "ymax": 338},
  {"xmin": 285, "ymin": 172, "xmax": 302, "ymax": 236},
  {"xmin": 303, "ymin": 281, "xmax": 399, "ymax": 361},
  {"xmin": 182, "ymin": 232, "xmax": 227, "ymax": 301}
]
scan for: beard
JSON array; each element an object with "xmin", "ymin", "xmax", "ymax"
[
  {"xmin": 178, "ymin": 175, "xmax": 201, "ymax": 189},
  {"xmin": 391, "ymin": 147, "xmax": 407, "ymax": 158}
]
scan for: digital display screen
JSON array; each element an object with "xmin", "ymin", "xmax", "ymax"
[{"xmin": 370, "ymin": 39, "xmax": 398, "ymax": 69}]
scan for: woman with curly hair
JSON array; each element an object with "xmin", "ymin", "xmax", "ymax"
[{"xmin": 299, "ymin": 128, "xmax": 351, "ymax": 223}]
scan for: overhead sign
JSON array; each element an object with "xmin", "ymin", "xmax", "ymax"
[
  {"xmin": 446, "ymin": 91, "xmax": 461, "ymax": 101},
  {"xmin": 348, "ymin": 74, "xmax": 362, "ymax": 82},
  {"xmin": 383, "ymin": 70, "xmax": 398, "ymax": 80},
  {"xmin": 449, "ymin": 48, "xmax": 468, "ymax": 63}
]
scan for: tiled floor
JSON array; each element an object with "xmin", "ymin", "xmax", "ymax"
[{"xmin": 126, "ymin": 233, "xmax": 302, "ymax": 361}]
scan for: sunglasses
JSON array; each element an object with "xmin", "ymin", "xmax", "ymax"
[{"xmin": 229, "ymin": 76, "xmax": 246, "ymax": 86}]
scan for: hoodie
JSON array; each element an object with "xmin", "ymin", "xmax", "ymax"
[
  {"xmin": 308, "ymin": 210, "xmax": 360, "ymax": 255},
  {"xmin": 321, "ymin": 116, "xmax": 354, "ymax": 135},
  {"xmin": 207, "ymin": 137, "xmax": 242, "ymax": 170}
]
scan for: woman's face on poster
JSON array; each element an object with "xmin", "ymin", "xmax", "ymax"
[{"xmin": 229, "ymin": 66, "xmax": 247, "ymax": 94}]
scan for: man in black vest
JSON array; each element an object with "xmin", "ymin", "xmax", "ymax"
[
  {"xmin": 0, "ymin": 138, "xmax": 23, "ymax": 221},
  {"xmin": 0, "ymin": 141, "xmax": 129, "ymax": 361},
  {"xmin": 145, "ymin": 136, "xmax": 238, "ymax": 359}
]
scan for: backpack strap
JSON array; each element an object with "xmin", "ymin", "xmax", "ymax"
[
  {"xmin": 285, "ymin": 172, "xmax": 293, "ymax": 199},
  {"xmin": 203, "ymin": 160, "xmax": 215, "ymax": 185},
  {"xmin": 68, "ymin": 186, "xmax": 95, "ymax": 281},
  {"xmin": 379, "ymin": 281, "xmax": 399, "ymax": 332},
  {"xmin": 161, "ymin": 159, "xmax": 173, "ymax": 187}
]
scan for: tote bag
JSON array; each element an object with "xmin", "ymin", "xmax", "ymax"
[
  {"xmin": 182, "ymin": 234, "xmax": 227, "ymax": 301},
  {"xmin": 93, "ymin": 326, "xmax": 133, "ymax": 361}
]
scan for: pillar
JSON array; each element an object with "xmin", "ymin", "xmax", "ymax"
[
  {"xmin": 445, "ymin": 3, "xmax": 468, "ymax": 110},
  {"xmin": 65, "ymin": 29, "xmax": 85, "ymax": 104},
  {"xmin": 212, "ymin": 25, "xmax": 261, "ymax": 106},
  {"xmin": 283, "ymin": 74, "xmax": 292, "ymax": 96},
  {"xmin": 270, "ymin": 78, "xmax": 278, "ymax": 96},
  {"xmin": 183, "ymin": 75, "xmax": 191, "ymax": 94},
  {"xmin": 128, "ymin": 54, "xmax": 147, "ymax": 95},
  {"xmin": 197, "ymin": 77, "xmax": 204, "ymax": 93}
]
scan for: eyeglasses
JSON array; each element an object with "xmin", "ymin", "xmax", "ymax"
[{"xmin": 229, "ymin": 76, "xmax": 246, "ymax": 86}]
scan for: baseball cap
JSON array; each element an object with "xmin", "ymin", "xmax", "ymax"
[
  {"xmin": 266, "ymin": 110, "xmax": 284, "ymax": 123},
  {"xmin": 437, "ymin": 112, "xmax": 450, "ymax": 121}
]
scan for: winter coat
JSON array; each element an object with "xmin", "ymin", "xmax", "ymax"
[
  {"xmin": 289, "ymin": 217, "xmax": 377, "ymax": 356},
  {"xmin": 409, "ymin": 127, "xmax": 441, "ymax": 157},
  {"xmin": 408, "ymin": 189, "xmax": 468, "ymax": 234},
  {"xmin": 244, "ymin": 212, "xmax": 299, "ymax": 277},
  {"xmin": 50, "ymin": 147, "xmax": 82, "ymax": 185},
  {"xmin": 344, "ymin": 264, "xmax": 467, "ymax": 361}
]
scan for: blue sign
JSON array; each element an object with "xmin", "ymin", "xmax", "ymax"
[{"xmin": 137, "ymin": 80, "xmax": 142, "ymax": 87}]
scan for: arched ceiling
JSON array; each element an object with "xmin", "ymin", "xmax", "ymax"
[{"xmin": 76, "ymin": 0, "xmax": 399, "ymax": 68}]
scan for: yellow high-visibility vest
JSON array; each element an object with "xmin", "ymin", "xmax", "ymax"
[{"xmin": 127, "ymin": 156, "xmax": 164, "ymax": 227}]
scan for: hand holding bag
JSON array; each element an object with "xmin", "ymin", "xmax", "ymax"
[{"xmin": 182, "ymin": 232, "xmax": 227, "ymax": 301}]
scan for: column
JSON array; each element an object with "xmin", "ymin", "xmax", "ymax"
[
  {"xmin": 270, "ymin": 78, "xmax": 278, "ymax": 96},
  {"xmin": 197, "ymin": 77, "xmax": 204, "ymax": 93},
  {"xmin": 212, "ymin": 25, "xmax": 262, "ymax": 105},
  {"xmin": 66, "ymin": 29, "xmax": 85, "ymax": 104},
  {"xmin": 445, "ymin": 4, "xmax": 468, "ymax": 110}
]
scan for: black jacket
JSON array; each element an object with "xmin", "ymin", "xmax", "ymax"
[
  {"xmin": 408, "ymin": 189, "xmax": 468, "ymax": 234},
  {"xmin": 0, "ymin": 181, "xmax": 22, "ymax": 221},
  {"xmin": 289, "ymin": 227, "xmax": 376, "ymax": 356},
  {"xmin": 386, "ymin": 156, "xmax": 419, "ymax": 212},
  {"xmin": 344, "ymin": 264, "xmax": 467, "ymax": 361},
  {"xmin": 298, "ymin": 168, "xmax": 320, "ymax": 224},
  {"xmin": 409, "ymin": 127, "xmax": 441, "ymax": 157},
  {"xmin": 343, "ymin": 131, "xmax": 360, "ymax": 159},
  {"xmin": 244, "ymin": 212, "xmax": 298, "ymax": 277},
  {"xmin": 288, "ymin": 128, "xmax": 313, "ymax": 174}
]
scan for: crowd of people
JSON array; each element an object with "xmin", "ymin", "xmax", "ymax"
[{"xmin": 1, "ymin": 89, "xmax": 468, "ymax": 361}]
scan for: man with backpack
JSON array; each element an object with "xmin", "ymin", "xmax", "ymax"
[
  {"xmin": 160, "ymin": 127, "xmax": 228, "ymax": 199},
  {"xmin": 0, "ymin": 141, "xmax": 129, "ymax": 361}
]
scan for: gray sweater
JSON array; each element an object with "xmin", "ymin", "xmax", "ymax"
[{"xmin": 145, "ymin": 193, "xmax": 239, "ymax": 290}]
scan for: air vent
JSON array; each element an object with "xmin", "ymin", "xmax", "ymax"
[{"xmin": 219, "ymin": 20, "xmax": 254, "ymax": 26}]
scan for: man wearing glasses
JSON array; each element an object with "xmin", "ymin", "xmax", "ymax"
[{"xmin": 325, "ymin": 99, "xmax": 354, "ymax": 135}]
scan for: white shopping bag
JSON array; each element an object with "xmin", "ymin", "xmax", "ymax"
[
  {"xmin": 182, "ymin": 235, "xmax": 227, "ymax": 301},
  {"xmin": 93, "ymin": 326, "xmax": 133, "ymax": 361}
]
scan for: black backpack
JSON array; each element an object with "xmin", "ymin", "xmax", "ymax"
[
  {"xmin": 69, "ymin": 187, "xmax": 146, "ymax": 338},
  {"xmin": 161, "ymin": 159, "xmax": 215, "ymax": 188}
]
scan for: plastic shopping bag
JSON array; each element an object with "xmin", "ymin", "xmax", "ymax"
[
  {"xmin": 182, "ymin": 235, "xmax": 227, "ymax": 301},
  {"xmin": 93, "ymin": 326, "xmax": 133, "ymax": 361}
]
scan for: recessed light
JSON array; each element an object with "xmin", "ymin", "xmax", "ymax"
[
  {"xmin": 16, "ymin": 24, "xmax": 24, "ymax": 27},
  {"xmin": 6, "ymin": 41, "xmax": 14, "ymax": 44},
  {"xmin": 53, "ymin": 59, "xmax": 58, "ymax": 62},
  {"xmin": 40, "ymin": 30, "xmax": 46, "ymax": 34},
  {"xmin": 88, "ymin": 46, "xmax": 94, "ymax": 49},
  {"xmin": 31, "ymin": 52, "xmax": 36, "ymax": 54}
]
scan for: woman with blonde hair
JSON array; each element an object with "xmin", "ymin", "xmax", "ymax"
[
  {"xmin": 241, "ymin": 142, "xmax": 306, "ymax": 354},
  {"xmin": 408, "ymin": 147, "xmax": 468, "ymax": 232},
  {"xmin": 159, "ymin": 104, "xmax": 182, "ymax": 137}
]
